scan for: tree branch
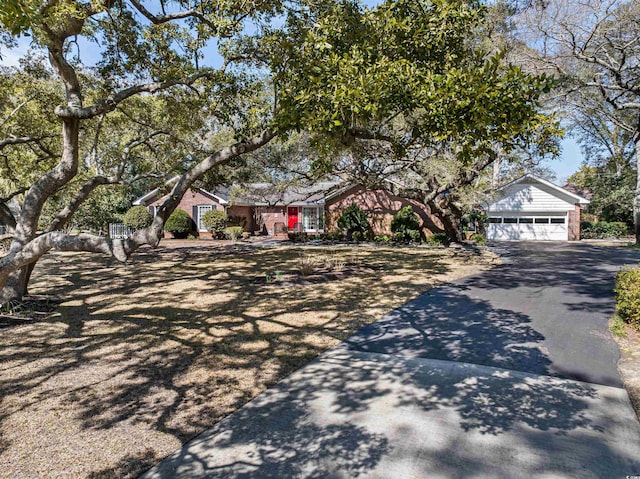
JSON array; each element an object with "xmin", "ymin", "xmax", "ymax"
[
  {"xmin": 0, "ymin": 135, "xmax": 56, "ymax": 151},
  {"xmin": 0, "ymin": 203, "xmax": 16, "ymax": 231},
  {"xmin": 46, "ymin": 176, "xmax": 114, "ymax": 233}
]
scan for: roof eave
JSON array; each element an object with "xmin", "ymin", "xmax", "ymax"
[{"xmin": 496, "ymin": 174, "xmax": 590, "ymax": 205}]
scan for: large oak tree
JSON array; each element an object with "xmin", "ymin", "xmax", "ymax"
[
  {"xmin": 0, "ymin": 0, "xmax": 559, "ymax": 305},
  {"xmin": 520, "ymin": 0, "xmax": 640, "ymax": 242}
]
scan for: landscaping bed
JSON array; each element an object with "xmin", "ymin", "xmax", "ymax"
[{"xmin": 0, "ymin": 243, "xmax": 497, "ymax": 478}]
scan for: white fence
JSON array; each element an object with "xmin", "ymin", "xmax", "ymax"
[{"xmin": 108, "ymin": 223, "xmax": 134, "ymax": 239}]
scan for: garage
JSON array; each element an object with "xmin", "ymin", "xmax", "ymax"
[
  {"xmin": 488, "ymin": 214, "xmax": 568, "ymax": 241},
  {"xmin": 486, "ymin": 175, "xmax": 589, "ymax": 241}
]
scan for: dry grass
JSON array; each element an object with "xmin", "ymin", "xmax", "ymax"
[{"xmin": 0, "ymin": 242, "xmax": 497, "ymax": 478}]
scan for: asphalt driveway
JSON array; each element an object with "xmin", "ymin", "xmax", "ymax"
[{"xmin": 141, "ymin": 242, "xmax": 640, "ymax": 479}]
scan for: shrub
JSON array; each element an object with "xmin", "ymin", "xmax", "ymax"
[
  {"xmin": 325, "ymin": 231, "xmax": 345, "ymax": 241},
  {"xmin": 426, "ymin": 232, "xmax": 451, "ymax": 247},
  {"xmin": 337, "ymin": 203, "xmax": 370, "ymax": 240},
  {"xmin": 297, "ymin": 254, "xmax": 316, "ymax": 275},
  {"xmin": 224, "ymin": 226, "xmax": 243, "ymax": 241},
  {"xmin": 470, "ymin": 233, "xmax": 487, "ymax": 245},
  {"xmin": 242, "ymin": 232, "xmax": 251, "ymax": 240},
  {"xmin": 288, "ymin": 231, "xmax": 308, "ymax": 242},
  {"xmin": 391, "ymin": 206, "xmax": 422, "ymax": 243},
  {"xmin": 615, "ymin": 266, "xmax": 640, "ymax": 330},
  {"xmin": 227, "ymin": 215, "xmax": 247, "ymax": 227},
  {"xmin": 123, "ymin": 206, "xmax": 153, "ymax": 230},
  {"xmin": 374, "ymin": 234, "xmax": 392, "ymax": 243},
  {"xmin": 164, "ymin": 209, "xmax": 192, "ymax": 238},
  {"xmin": 581, "ymin": 221, "xmax": 629, "ymax": 239},
  {"xmin": 202, "ymin": 210, "xmax": 227, "ymax": 238},
  {"xmin": 352, "ymin": 231, "xmax": 363, "ymax": 242},
  {"xmin": 393, "ymin": 230, "xmax": 420, "ymax": 244}
]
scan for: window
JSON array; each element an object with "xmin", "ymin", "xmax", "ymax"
[
  {"xmin": 550, "ymin": 217, "xmax": 566, "ymax": 224},
  {"xmin": 503, "ymin": 217, "xmax": 518, "ymax": 224},
  {"xmin": 534, "ymin": 217, "xmax": 550, "ymax": 224},
  {"xmin": 489, "ymin": 217, "xmax": 502, "ymax": 224},
  {"xmin": 302, "ymin": 207, "xmax": 319, "ymax": 231},
  {"xmin": 519, "ymin": 218, "xmax": 533, "ymax": 224},
  {"xmin": 197, "ymin": 205, "xmax": 214, "ymax": 231}
]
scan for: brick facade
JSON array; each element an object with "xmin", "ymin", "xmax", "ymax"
[
  {"xmin": 568, "ymin": 204, "xmax": 581, "ymax": 241},
  {"xmin": 227, "ymin": 205, "xmax": 256, "ymax": 232},
  {"xmin": 325, "ymin": 186, "xmax": 444, "ymax": 237},
  {"xmin": 252, "ymin": 206, "xmax": 288, "ymax": 236},
  {"xmin": 149, "ymin": 189, "xmax": 224, "ymax": 238},
  {"xmin": 147, "ymin": 186, "xmax": 446, "ymax": 239}
]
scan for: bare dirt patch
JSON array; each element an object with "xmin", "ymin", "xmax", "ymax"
[{"xmin": 0, "ymin": 243, "xmax": 497, "ymax": 478}]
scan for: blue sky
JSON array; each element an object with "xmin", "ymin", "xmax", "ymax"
[{"xmin": 552, "ymin": 138, "xmax": 583, "ymax": 184}]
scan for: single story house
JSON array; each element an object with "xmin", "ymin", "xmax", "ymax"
[
  {"xmin": 486, "ymin": 175, "xmax": 590, "ymax": 241},
  {"xmin": 133, "ymin": 179, "xmax": 445, "ymax": 238}
]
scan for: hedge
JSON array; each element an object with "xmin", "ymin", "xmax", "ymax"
[
  {"xmin": 165, "ymin": 209, "xmax": 192, "ymax": 238},
  {"xmin": 202, "ymin": 210, "xmax": 227, "ymax": 238},
  {"xmin": 426, "ymin": 233, "xmax": 450, "ymax": 247},
  {"xmin": 337, "ymin": 203, "xmax": 370, "ymax": 240},
  {"xmin": 123, "ymin": 206, "xmax": 153, "ymax": 230},
  {"xmin": 615, "ymin": 266, "xmax": 640, "ymax": 330},
  {"xmin": 581, "ymin": 221, "xmax": 629, "ymax": 239},
  {"xmin": 391, "ymin": 206, "xmax": 421, "ymax": 243}
]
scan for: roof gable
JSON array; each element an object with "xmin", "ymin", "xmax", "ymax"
[
  {"xmin": 487, "ymin": 175, "xmax": 589, "ymax": 212},
  {"xmin": 133, "ymin": 177, "xmax": 229, "ymax": 206},
  {"xmin": 495, "ymin": 175, "xmax": 589, "ymax": 204}
]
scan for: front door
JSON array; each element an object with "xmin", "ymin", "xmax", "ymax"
[{"xmin": 287, "ymin": 207, "xmax": 298, "ymax": 231}]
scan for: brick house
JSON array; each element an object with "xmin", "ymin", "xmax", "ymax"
[{"xmin": 133, "ymin": 179, "xmax": 443, "ymax": 238}]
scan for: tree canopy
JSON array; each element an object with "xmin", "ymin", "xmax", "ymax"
[{"xmin": 0, "ymin": 0, "xmax": 561, "ymax": 304}]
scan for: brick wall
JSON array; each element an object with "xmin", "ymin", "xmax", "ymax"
[
  {"xmin": 325, "ymin": 186, "xmax": 444, "ymax": 236},
  {"xmin": 568, "ymin": 204, "xmax": 581, "ymax": 241},
  {"xmin": 227, "ymin": 205, "xmax": 255, "ymax": 232},
  {"xmin": 252, "ymin": 206, "xmax": 287, "ymax": 236},
  {"xmin": 149, "ymin": 188, "xmax": 224, "ymax": 238}
]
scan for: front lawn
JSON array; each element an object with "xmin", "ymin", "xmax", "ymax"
[{"xmin": 0, "ymin": 242, "xmax": 496, "ymax": 478}]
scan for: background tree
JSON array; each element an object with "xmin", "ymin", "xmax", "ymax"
[
  {"xmin": 520, "ymin": 0, "xmax": 640, "ymax": 241},
  {"xmin": 566, "ymin": 106, "xmax": 636, "ymax": 224}
]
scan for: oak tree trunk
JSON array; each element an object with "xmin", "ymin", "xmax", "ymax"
[
  {"xmin": 428, "ymin": 198, "xmax": 465, "ymax": 242},
  {"xmin": 0, "ymin": 119, "xmax": 80, "ymax": 304}
]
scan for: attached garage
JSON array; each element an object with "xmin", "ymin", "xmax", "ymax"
[{"xmin": 486, "ymin": 175, "xmax": 589, "ymax": 241}]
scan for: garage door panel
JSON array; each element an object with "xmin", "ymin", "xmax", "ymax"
[{"xmin": 487, "ymin": 215, "xmax": 567, "ymax": 241}]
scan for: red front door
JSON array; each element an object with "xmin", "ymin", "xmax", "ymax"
[{"xmin": 287, "ymin": 207, "xmax": 298, "ymax": 231}]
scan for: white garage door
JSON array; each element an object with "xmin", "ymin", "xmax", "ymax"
[{"xmin": 487, "ymin": 215, "xmax": 568, "ymax": 241}]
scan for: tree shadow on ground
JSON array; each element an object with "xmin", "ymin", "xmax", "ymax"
[
  {"xmin": 140, "ymin": 346, "xmax": 639, "ymax": 479},
  {"xmin": 345, "ymin": 289, "xmax": 551, "ymax": 375},
  {"xmin": 0, "ymin": 244, "xmax": 476, "ymax": 478},
  {"xmin": 479, "ymin": 242, "xmax": 640, "ymax": 309},
  {"xmin": 345, "ymin": 242, "xmax": 640, "ymax": 387},
  {"xmin": 135, "ymin": 243, "xmax": 640, "ymax": 478}
]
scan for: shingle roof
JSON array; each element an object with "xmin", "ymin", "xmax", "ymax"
[{"xmin": 133, "ymin": 179, "xmax": 345, "ymax": 207}]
